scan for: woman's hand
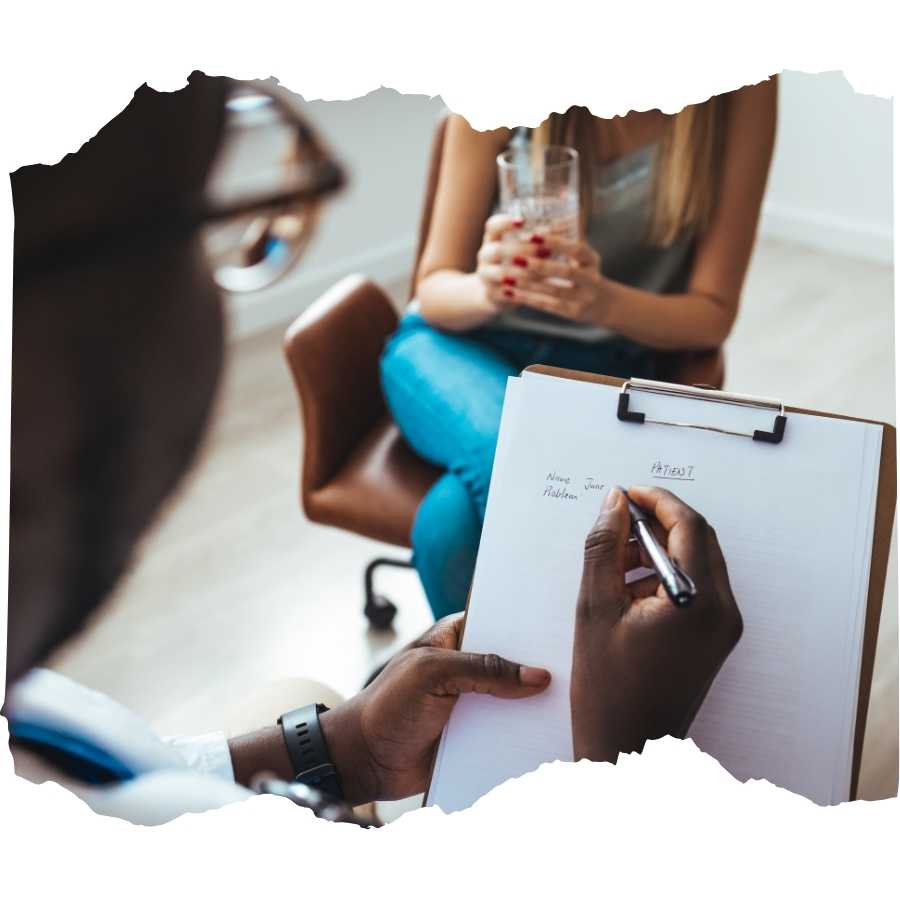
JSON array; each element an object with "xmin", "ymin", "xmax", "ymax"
[
  {"xmin": 477, "ymin": 217, "xmax": 610, "ymax": 325},
  {"xmin": 571, "ymin": 485, "xmax": 743, "ymax": 763},
  {"xmin": 474, "ymin": 213, "xmax": 528, "ymax": 313},
  {"xmin": 320, "ymin": 614, "xmax": 550, "ymax": 804}
]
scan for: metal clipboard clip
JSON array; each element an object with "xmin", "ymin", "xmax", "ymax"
[{"xmin": 616, "ymin": 378, "xmax": 788, "ymax": 444}]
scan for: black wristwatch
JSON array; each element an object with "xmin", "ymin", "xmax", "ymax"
[{"xmin": 277, "ymin": 703, "xmax": 344, "ymax": 800}]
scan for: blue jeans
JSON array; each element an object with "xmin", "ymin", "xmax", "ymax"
[{"xmin": 380, "ymin": 312, "xmax": 656, "ymax": 619}]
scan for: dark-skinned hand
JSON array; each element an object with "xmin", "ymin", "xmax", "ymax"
[
  {"xmin": 571, "ymin": 485, "xmax": 743, "ymax": 762},
  {"xmin": 321, "ymin": 614, "xmax": 551, "ymax": 804}
]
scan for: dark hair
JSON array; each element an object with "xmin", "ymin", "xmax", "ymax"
[{"xmin": 7, "ymin": 74, "xmax": 229, "ymax": 683}]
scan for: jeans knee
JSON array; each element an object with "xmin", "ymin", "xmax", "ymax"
[{"xmin": 380, "ymin": 316, "xmax": 433, "ymax": 385}]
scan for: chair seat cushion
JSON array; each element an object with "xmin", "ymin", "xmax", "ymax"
[{"xmin": 305, "ymin": 417, "xmax": 441, "ymax": 547}]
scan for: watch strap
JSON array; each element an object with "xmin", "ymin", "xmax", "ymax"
[{"xmin": 277, "ymin": 703, "xmax": 344, "ymax": 800}]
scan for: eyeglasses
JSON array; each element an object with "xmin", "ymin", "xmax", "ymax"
[
  {"xmin": 203, "ymin": 81, "xmax": 344, "ymax": 293},
  {"xmin": 11, "ymin": 76, "xmax": 344, "ymax": 287}
]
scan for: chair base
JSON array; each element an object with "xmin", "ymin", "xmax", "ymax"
[{"xmin": 364, "ymin": 556, "xmax": 416, "ymax": 630}]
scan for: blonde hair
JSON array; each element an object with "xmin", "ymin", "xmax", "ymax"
[{"xmin": 531, "ymin": 98, "xmax": 728, "ymax": 245}]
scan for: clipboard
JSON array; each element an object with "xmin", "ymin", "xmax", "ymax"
[{"xmin": 520, "ymin": 364, "xmax": 897, "ymax": 800}]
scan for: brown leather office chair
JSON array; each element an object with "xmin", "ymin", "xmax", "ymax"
[{"xmin": 284, "ymin": 118, "xmax": 724, "ymax": 629}]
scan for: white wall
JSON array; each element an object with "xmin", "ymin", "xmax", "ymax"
[
  {"xmin": 760, "ymin": 70, "xmax": 893, "ymax": 264},
  {"xmin": 228, "ymin": 89, "xmax": 445, "ymax": 337},
  {"xmin": 229, "ymin": 75, "xmax": 893, "ymax": 339}
]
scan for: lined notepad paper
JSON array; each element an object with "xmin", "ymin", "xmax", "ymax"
[{"xmin": 427, "ymin": 372, "xmax": 882, "ymax": 811}]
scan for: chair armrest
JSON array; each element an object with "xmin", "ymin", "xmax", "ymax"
[{"xmin": 284, "ymin": 274, "xmax": 399, "ymax": 499}]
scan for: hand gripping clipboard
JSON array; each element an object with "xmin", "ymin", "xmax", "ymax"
[{"xmin": 518, "ymin": 365, "xmax": 896, "ymax": 800}]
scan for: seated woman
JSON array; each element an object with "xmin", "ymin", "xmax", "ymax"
[{"xmin": 381, "ymin": 81, "xmax": 777, "ymax": 618}]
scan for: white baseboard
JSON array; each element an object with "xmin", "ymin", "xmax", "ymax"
[
  {"xmin": 226, "ymin": 235, "xmax": 416, "ymax": 340},
  {"xmin": 760, "ymin": 202, "xmax": 894, "ymax": 266}
]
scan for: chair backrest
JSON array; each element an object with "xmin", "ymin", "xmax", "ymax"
[
  {"xmin": 284, "ymin": 275, "xmax": 398, "ymax": 497},
  {"xmin": 407, "ymin": 115, "xmax": 449, "ymax": 302}
]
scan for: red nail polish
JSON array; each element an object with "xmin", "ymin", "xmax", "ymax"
[
  {"xmin": 503, "ymin": 288, "xmax": 514, "ymax": 298},
  {"xmin": 512, "ymin": 218, "xmax": 525, "ymax": 228},
  {"xmin": 530, "ymin": 234, "xmax": 545, "ymax": 245},
  {"xmin": 512, "ymin": 256, "xmax": 528, "ymax": 268},
  {"xmin": 502, "ymin": 276, "xmax": 517, "ymax": 286},
  {"xmin": 535, "ymin": 247, "xmax": 552, "ymax": 259}
]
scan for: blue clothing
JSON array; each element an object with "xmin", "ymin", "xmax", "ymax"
[
  {"xmin": 380, "ymin": 312, "xmax": 656, "ymax": 617},
  {"xmin": 5, "ymin": 668, "xmax": 246, "ymax": 825},
  {"xmin": 382, "ymin": 138, "xmax": 691, "ymax": 617}
]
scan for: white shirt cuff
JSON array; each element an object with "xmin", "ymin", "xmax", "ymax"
[{"xmin": 163, "ymin": 731, "xmax": 235, "ymax": 782}]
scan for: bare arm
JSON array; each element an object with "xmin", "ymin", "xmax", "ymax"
[
  {"xmin": 228, "ymin": 615, "xmax": 550, "ymax": 805},
  {"xmin": 601, "ymin": 79, "xmax": 778, "ymax": 349},
  {"xmin": 415, "ymin": 115, "xmax": 511, "ymax": 331}
]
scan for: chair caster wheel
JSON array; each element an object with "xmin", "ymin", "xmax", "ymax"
[{"xmin": 365, "ymin": 594, "xmax": 397, "ymax": 631}]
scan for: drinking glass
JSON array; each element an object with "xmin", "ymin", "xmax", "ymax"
[{"xmin": 496, "ymin": 144, "xmax": 580, "ymax": 240}]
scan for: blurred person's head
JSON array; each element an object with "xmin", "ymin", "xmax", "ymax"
[
  {"xmin": 533, "ymin": 98, "xmax": 727, "ymax": 244},
  {"xmin": 6, "ymin": 73, "xmax": 339, "ymax": 684}
]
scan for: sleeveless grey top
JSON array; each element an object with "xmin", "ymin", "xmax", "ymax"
[{"xmin": 492, "ymin": 142, "xmax": 696, "ymax": 343}]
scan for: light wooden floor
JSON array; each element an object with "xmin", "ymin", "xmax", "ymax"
[{"xmin": 49, "ymin": 237, "xmax": 898, "ymax": 801}]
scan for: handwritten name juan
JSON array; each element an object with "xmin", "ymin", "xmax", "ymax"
[{"xmin": 543, "ymin": 472, "xmax": 605, "ymax": 501}]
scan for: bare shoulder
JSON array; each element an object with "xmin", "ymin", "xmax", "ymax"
[{"xmin": 444, "ymin": 113, "xmax": 511, "ymax": 158}]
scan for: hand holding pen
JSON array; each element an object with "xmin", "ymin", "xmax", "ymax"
[
  {"xmin": 570, "ymin": 485, "xmax": 743, "ymax": 763},
  {"xmin": 621, "ymin": 486, "xmax": 697, "ymax": 607}
]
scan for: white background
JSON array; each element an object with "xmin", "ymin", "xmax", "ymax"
[
  {"xmin": 763, "ymin": 70, "xmax": 893, "ymax": 264},
  {"xmin": 1, "ymin": 2, "xmax": 897, "ymax": 897}
]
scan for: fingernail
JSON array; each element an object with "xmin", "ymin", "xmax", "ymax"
[
  {"xmin": 604, "ymin": 487, "xmax": 621, "ymax": 510},
  {"xmin": 502, "ymin": 276, "xmax": 517, "ymax": 286},
  {"xmin": 512, "ymin": 256, "xmax": 528, "ymax": 268},
  {"xmin": 503, "ymin": 288, "xmax": 514, "ymax": 298},
  {"xmin": 519, "ymin": 666, "xmax": 551, "ymax": 687},
  {"xmin": 535, "ymin": 247, "xmax": 552, "ymax": 259},
  {"xmin": 530, "ymin": 234, "xmax": 545, "ymax": 245},
  {"xmin": 512, "ymin": 218, "xmax": 525, "ymax": 228}
]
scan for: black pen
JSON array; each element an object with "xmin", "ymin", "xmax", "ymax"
[{"xmin": 619, "ymin": 486, "xmax": 697, "ymax": 608}]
